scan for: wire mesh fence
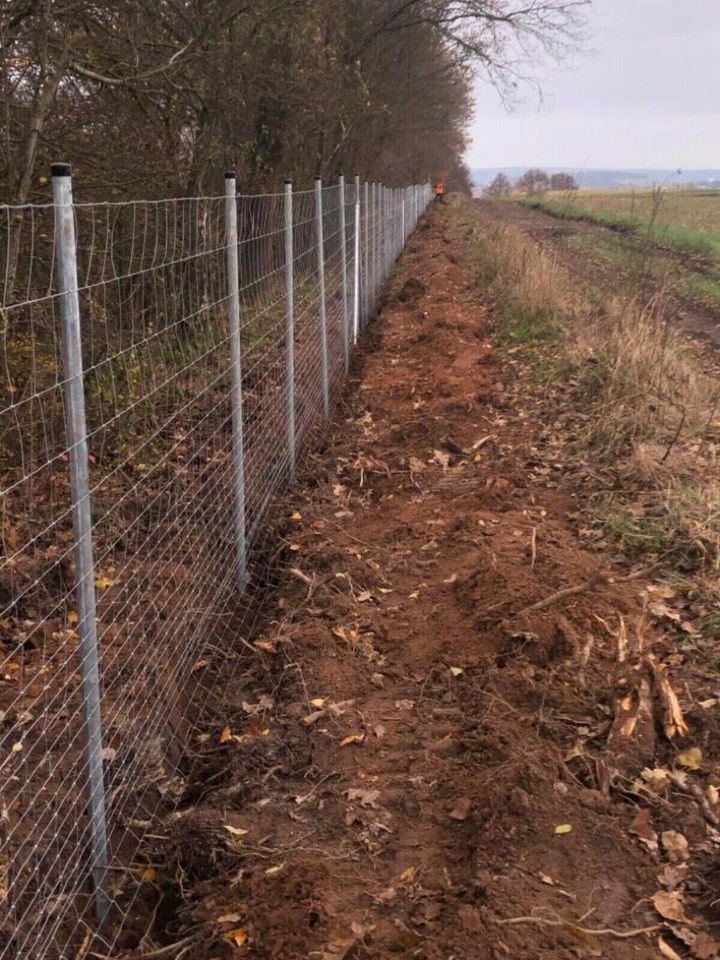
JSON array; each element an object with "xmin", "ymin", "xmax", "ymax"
[{"xmin": 0, "ymin": 169, "xmax": 431, "ymax": 958}]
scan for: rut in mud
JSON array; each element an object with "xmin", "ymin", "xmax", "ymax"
[{"xmin": 122, "ymin": 202, "xmax": 720, "ymax": 960}]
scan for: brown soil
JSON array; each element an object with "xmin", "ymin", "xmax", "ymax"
[{"xmin": 116, "ymin": 202, "xmax": 720, "ymax": 960}]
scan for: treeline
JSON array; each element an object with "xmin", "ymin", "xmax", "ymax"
[
  {"xmin": 1, "ymin": 1, "xmax": 586, "ymax": 202},
  {"xmin": 484, "ymin": 169, "xmax": 579, "ymax": 197}
]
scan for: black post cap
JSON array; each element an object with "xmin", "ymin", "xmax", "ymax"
[
  {"xmin": 51, "ymin": 163, "xmax": 71, "ymax": 177},
  {"xmin": 225, "ymin": 170, "xmax": 237, "ymax": 180},
  {"xmin": 284, "ymin": 179, "xmax": 293, "ymax": 185}
]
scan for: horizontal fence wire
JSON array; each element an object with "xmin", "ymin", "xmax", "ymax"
[{"xmin": 0, "ymin": 175, "xmax": 431, "ymax": 958}]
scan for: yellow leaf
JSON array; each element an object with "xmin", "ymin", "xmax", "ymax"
[
  {"xmin": 309, "ymin": 698, "xmax": 326, "ymax": 708},
  {"xmin": 260, "ymin": 728, "xmax": 271, "ymax": 737},
  {"xmin": 339, "ymin": 733, "xmax": 364, "ymax": 747},
  {"xmin": 554, "ymin": 824, "xmax": 572, "ymax": 835},
  {"xmin": 265, "ymin": 863, "xmax": 285, "ymax": 875},
  {"xmin": 11, "ymin": 741, "xmax": 23, "ymax": 753},
  {"xmin": 140, "ymin": 866, "xmax": 157, "ymax": 882},
  {"xmin": 677, "ymin": 747, "xmax": 702, "ymax": 770},
  {"xmin": 449, "ymin": 666, "xmax": 463, "ymax": 677},
  {"xmin": 291, "ymin": 511, "xmax": 302, "ymax": 520},
  {"xmin": 398, "ymin": 866, "xmax": 417, "ymax": 883},
  {"xmin": 67, "ymin": 611, "xmax": 79, "ymax": 625},
  {"xmin": 223, "ymin": 825, "xmax": 248, "ymax": 837},
  {"xmin": 94, "ymin": 575, "xmax": 113, "ymax": 590},
  {"xmin": 219, "ymin": 725, "xmax": 232, "ymax": 743},
  {"xmin": 223, "ymin": 927, "xmax": 248, "ymax": 947}
]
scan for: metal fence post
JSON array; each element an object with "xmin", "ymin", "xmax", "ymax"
[
  {"xmin": 371, "ymin": 182, "xmax": 378, "ymax": 312},
  {"xmin": 51, "ymin": 163, "xmax": 110, "ymax": 926},
  {"xmin": 224, "ymin": 172, "xmax": 247, "ymax": 585},
  {"xmin": 363, "ymin": 181, "xmax": 369, "ymax": 324},
  {"xmin": 314, "ymin": 178, "xmax": 329, "ymax": 419},
  {"xmin": 353, "ymin": 174, "xmax": 361, "ymax": 344},
  {"xmin": 284, "ymin": 180, "xmax": 296, "ymax": 474},
  {"xmin": 338, "ymin": 175, "xmax": 349, "ymax": 371}
]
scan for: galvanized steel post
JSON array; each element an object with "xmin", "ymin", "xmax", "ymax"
[
  {"xmin": 353, "ymin": 174, "xmax": 361, "ymax": 344},
  {"xmin": 51, "ymin": 163, "xmax": 110, "ymax": 926},
  {"xmin": 314, "ymin": 178, "xmax": 329, "ymax": 419},
  {"xmin": 338, "ymin": 175, "xmax": 349, "ymax": 371},
  {"xmin": 224, "ymin": 172, "xmax": 247, "ymax": 585},
  {"xmin": 284, "ymin": 180, "xmax": 296, "ymax": 474}
]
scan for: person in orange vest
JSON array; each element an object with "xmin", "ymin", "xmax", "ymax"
[{"xmin": 433, "ymin": 179, "xmax": 445, "ymax": 202}]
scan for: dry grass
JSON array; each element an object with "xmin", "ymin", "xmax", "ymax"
[
  {"xmin": 557, "ymin": 188, "xmax": 720, "ymax": 237},
  {"xmin": 474, "ymin": 220, "xmax": 720, "ymax": 578}
]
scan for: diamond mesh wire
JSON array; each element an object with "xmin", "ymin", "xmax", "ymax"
[{"xmin": 0, "ymin": 179, "xmax": 431, "ymax": 958}]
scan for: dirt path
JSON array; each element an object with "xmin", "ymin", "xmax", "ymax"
[
  {"xmin": 476, "ymin": 198, "xmax": 720, "ymax": 348},
  {"xmin": 125, "ymin": 203, "xmax": 720, "ymax": 960}
]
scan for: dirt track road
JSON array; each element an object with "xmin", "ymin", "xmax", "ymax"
[
  {"xmin": 476, "ymin": 198, "xmax": 720, "ymax": 349},
  {"xmin": 125, "ymin": 203, "xmax": 719, "ymax": 960}
]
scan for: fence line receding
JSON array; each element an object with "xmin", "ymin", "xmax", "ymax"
[{"xmin": 0, "ymin": 169, "xmax": 431, "ymax": 958}]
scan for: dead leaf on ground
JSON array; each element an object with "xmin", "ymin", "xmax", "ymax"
[
  {"xmin": 346, "ymin": 788, "xmax": 381, "ymax": 808},
  {"xmin": 692, "ymin": 932, "xmax": 720, "ymax": 958},
  {"xmin": 677, "ymin": 747, "xmax": 702, "ymax": 771},
  {"xmin": 448, "ymin": 797, "xmax": 472, "ymax": 821},
  {"xmin": 652, "ymin": 889, "xmax": 690, "ymax": 924},
  {"xmin": 339, "ymin": 733, "xmax": 364, "ymax": 747},
  {"xmin": 662, "ymin": 830, "xmax": 689, "ymax": 863},
  {"xmin": 629, "ymin": 807, "xmax": 658, "ymax": 852}
]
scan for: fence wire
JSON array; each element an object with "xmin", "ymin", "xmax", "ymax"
[{"xmin": 0, "ymin": 173, "xmax": 431, "ymax": 958}]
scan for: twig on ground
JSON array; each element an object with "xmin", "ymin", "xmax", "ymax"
[{"xmin": 492, "ymin": 915, "xmax": 662, "ymax": 939}]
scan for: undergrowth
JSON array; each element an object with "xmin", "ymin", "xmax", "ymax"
[{"xmin": 469, "ymin": 217, "xmax": 720, "ymax": 587}]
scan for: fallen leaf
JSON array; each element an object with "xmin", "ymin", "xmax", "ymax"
[
  {"xmin": 539, "ymin": 872, "xmax": 555, "ymax": 886},
  {"xmin": 346, "ymin": 788, "xmax": 381, "ymax": 808},
  {"xmin": 708, "ymin": 785, "xmax": 719, "ymax": 806},
  {"xmin": 67, "ymin": 611, "xmax": 79, "ymax": 625},
  {"xmin": 94, "ymin": 575, "xmax": 113, "ymax": 590},
  {"xmin": 309, "ymin": 698, "xmax": 326, "ymax": 708},
  {"xmin": 216, "ymin": 913, "xmax": 242, "ymax": 925},
  {"xmin": 265, "ymin": 863, "xmax": 285, "ymax": 876},
  {"xmin": 219, "ymin": 726, "xmax": 232, "ymax": 743},
  {"xmin": 140, "ymin": 866, "xmax": 156, "ymax": 882},
  {"xmin": 223, "ymin": 928, "xmax": 248, "ymax": 947},
  {"xmin": 290, "ymin": 511, "xmax": 302, "ymax": 520},
  {"xmin": 554, "ymin": 824, "xmax": 572, "ymax": 835},
  {"xmin": 658, "ymin": 936, "xmax": 684, "ymax": 960},
  {"xmin": 339, "ymin": 733, "xmax": 364, "ymax": 747},
  {"xmin": 356, "ymin": 591, "xmax": 373, "ymax": 603},
  {"xmin": 224, "ymin": 825, "xmax": 249, "ymax": 837},
  {"xmin": 449, "ymin": 797, "xmax": 472, "ymax": 821},
  {"xmin": 629, "ymin": 808, "xmax": 658, "ymax": 852},
  {"xmin": 398, "ymin": 866, "xmax": 417, "ymax": 884},
  {"xmin": 652, "ymin": 890, "xmax": 689, "ymax": 923},
  {"xmin": 657, "ymin": 863, "xmax": 688, "ymax": 891},
  {"xmin": 394, "ymin": 699, "xmax": 414, "ymax": 711},
  {"xmin": 432, "ymin": 449, "xmax": 450, "ymax": 469},
  {"xmin": 699, "ymin": 699, "xmax": 717, "ymax": 710},
  {"xmin": 449, "ymin": 666, "xmax": 463, "ymax": 677},
  {"xmin": 677, "ymin": 747, "xmax": 702, "ymax": 771},
  {"xmin": 692, "ymin": 932, "xmax": 720, "ymax": 958},
  {"xmin": 11, "ymin": 741, "xmax": 22, "ymax": 753},
  {"xmin": 662, "ymin": 830, "xmax": 689, "ymax": 863}
]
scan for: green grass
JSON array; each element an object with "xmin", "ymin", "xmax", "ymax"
[{"xmin": 519, "ymin": 195, "xmax": 720, "ymax": 261}]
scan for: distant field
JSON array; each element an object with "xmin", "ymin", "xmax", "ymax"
[
  {"xmin": 520, "ymin": 189, "xmax": 720, "ymax": 260},
  {"xmin": 568, "ymin": 188, "xmax": 720, "ymax": 234}
]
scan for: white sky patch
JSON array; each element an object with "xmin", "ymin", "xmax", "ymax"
[{"xmin": 467, "ymin": 0, "xmax": 720, "ymax": 169}]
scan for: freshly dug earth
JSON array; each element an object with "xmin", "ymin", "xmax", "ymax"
[{"xmin": 121, "ymin": 203, "xmax": 720, "ymax": 960}]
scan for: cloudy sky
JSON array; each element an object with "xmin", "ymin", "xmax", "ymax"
[{"xmin": 467, "ymin": 0, "xmax": 720, "ymax": 170}]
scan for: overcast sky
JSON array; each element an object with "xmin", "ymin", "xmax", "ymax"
[{"xmin": 467, "ymin": 0, "xmax": 720, "ymax": 170}]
